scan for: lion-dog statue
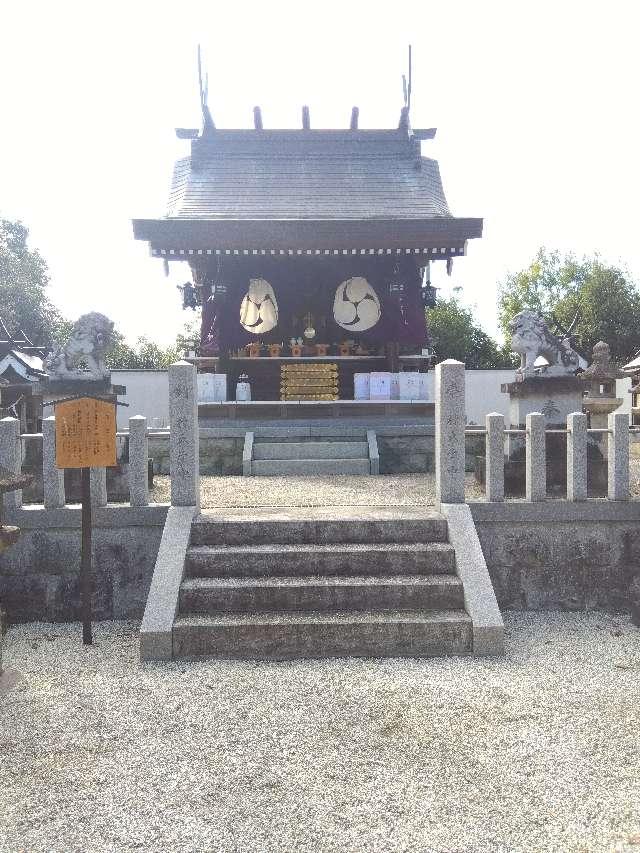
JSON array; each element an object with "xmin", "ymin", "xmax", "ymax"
[
  {"xmin": 509, "ymin": 310, "xmax": 580, "ymax": 377},
  {"xmin": 45, "ymin": 312, "xmax": 114, "ymax": 381}
]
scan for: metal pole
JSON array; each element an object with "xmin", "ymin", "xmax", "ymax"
[{"xmin": 80, "ymin": 466, "xmax": 93, "ymax": 645}]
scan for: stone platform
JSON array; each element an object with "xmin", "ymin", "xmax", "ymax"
[{"xmin": 198, "ymin": 399, "xmax": 434, "ymax": 421}]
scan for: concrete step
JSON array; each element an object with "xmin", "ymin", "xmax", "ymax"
[
  {"xmin": 180, "ymin": 574, "xmax": 464, "ymax": 614},
  {"xmin": 186, "ymin": 542, "xmax": 456, "ymax": 578},
  {"xmin": 172, "ymin": 609, "xmax": 472, "ymax": 659},
  {"xmin": 253, "ymin": 441, "xmax": 369, "ymax": 460},
  {"xmin": 191, "ymin": 509, "xmax": 449, "ymax": 546},
  {"xmin": 250, "ymin": 458, "xmax": 370, "ymax": 476}
]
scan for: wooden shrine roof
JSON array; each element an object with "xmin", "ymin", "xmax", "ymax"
[{"xmin": 133, "ymin": 128, "xmax": 482, "ymax": 253}]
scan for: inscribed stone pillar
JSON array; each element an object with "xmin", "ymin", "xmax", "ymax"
[
  {"xmin": 608, "ymin": 412, "xmax": 629, "ymax": 501},
  {"xmin": 566, "ymin": 412, "xmax": 587, "ymax": 502},
  {"xmin": 435, "ymin": 360, "xmax": 465, "ymax": 505},
  {"xmin": 42, "ymin": 416, "xmax": 65, "ymax": 509},
  {"xmin": 0, "ymin": 417, "xmax": 22, "ymax": 509},
  {"xmin": 128, "ymin": 415, "xmax": 149, "ymax": 507},
  {"xmin": 525, "ymin": 412, "xmax": 546, "ymax": 502},
  {"xmin": 485, "ymin": 413, "xmax": 504, "ymax": 502},
  {"xmin": 169, "ymin": 361, "xmax": 200, "ymax": 508}
]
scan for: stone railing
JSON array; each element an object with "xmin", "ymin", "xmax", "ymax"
[
  {"xmin": 0, "ymin": 361, "xmax": 200, "ymax": 511},
  {"xmin": 435, "ymin": 359, "xmax": 633, "ymax": 504}
]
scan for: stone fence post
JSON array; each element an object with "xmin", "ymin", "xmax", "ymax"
[
  {"xmin": 525, "ymin": 412, "xmax": 546, "ymax": 502},
  {"xmin": 608, "ymin": 412, "xmax": 629, "ymax": 501},
  {"xmin": 567, "ymin": 412, "xmax": 587, "ymax": 502},
  {"xmin": 128, "ymin": 415, "xmax": 149, "ymax": 507},
  {"xmin": 169, "ymin": 360, "xmax": 200, "ymax": 508},
  {"xmin": 485, "ymin": 413, "xmax": 505, "ymax": 502},
  {"xmin": 42, "ymin": 416, "xmax": 65, "ymax": 509},
  {"xmin": 435, "ymin": 359, "xmax": 465, "ymax": 505},
  {"xmin": 0, "ymin": 417, "xmax": 22, "ymax": 509}
]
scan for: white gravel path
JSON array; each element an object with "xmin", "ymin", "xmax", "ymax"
[
  {"xmin": 149, "ymin": 461, "xmax": 640, "ymax": 508},
  {"xmin": 150, "ymin": 473, "xmax": 485, "ymax": 507},
  {"xmin": 2, "ymin": 613, "xmax": 640, "ymax": 852}
]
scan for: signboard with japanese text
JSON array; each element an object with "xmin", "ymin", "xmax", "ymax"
[{"xmin": 55, "ymin": 397, "xmax": 116, "ymax": 469}]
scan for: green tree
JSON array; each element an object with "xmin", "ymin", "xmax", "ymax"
[
  {"xmin": 0, "ymin": 218, "xmax": 66, "ymax": 345},
  {"xmin": 175, "ymin": 318, "xmax": 201, "ymax": 356},
  {"xmin": 105, "ymin": 334, "xmax": 179, "ymax": 369},
  {"xmin": 427, "ymin": 297, "xmax": 514, "ymax": 368},
  {"xmin": 498, "ymin": 249, "xmax": 640, "ymax": 363}
]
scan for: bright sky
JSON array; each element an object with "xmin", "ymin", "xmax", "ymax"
[{"xmin": 2, "ymin": 0, "xmax": 639, "ymax": 346}]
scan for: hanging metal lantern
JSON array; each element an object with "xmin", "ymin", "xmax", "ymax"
[{"xmin": 421, "ymin": 283, "xmax": 438, "ymax": 308}]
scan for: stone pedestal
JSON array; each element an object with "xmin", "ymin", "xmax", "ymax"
[
  {"xmin": 501, "ymin": 376, "xmax": 584, "ymax": 429},
  {"xmin": 497, "ymin": 375, "xmax": 585, "ymax": 497}
]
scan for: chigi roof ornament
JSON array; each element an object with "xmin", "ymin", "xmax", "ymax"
[{"xmin": 198, "ymin": 44, "xmax": 215, "ymax": 137}]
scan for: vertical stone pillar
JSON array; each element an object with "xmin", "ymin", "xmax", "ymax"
[
  {"xmin": 90, "ymin": 468, "xmax": 107, "ymax": 508},
  {"xmin": 0, "ymin": 417, "xmax": 22, "ymax": 509},
  {"xmin": 169, "ymin": 360, "xmax": 200, "ymax": 508},
  {"xmin": 525, "ymin": 412, "xmax": 546, "ymax": 502},
  {"xmin": 128, "ymin": 415, "xmax": 149, "ymax": 507},
  {"xmin": 485, "ymin": 413, "xmax": 504, "ymax": 502},
  {"xmin": 435, "ymin": 359, "xmax": 465, "ymax": 505},
  {"xmin": 566, "ymin": 412, "xmax": 587, "ymax": 502},
  {"xmin": 42, "ymin": 416, "xmax": 65, "ymax": 509},
  {"xmin": 608, "ymin": 411, "xmax": 629, "ymax": 501}
]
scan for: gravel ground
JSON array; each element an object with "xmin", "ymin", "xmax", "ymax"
[
  {"xmin": 2, "ymin": 613, "xmax": 640, "ymax": 852},
  {"xmin": 148, "ymin": 458, "xmax": 640, "ymax": 508},
  {"xmin": 150, "ymin": 473, "xmax": 484, "ymax": 507}
]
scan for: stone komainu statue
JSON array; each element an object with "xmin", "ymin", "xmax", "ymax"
[
  {"xmin": 44, "ymin": 312, "xmax": 115, "ymax": 381},
  {"xmin": 509, "ymin": 310, "xmax": 580, "ymax": 377}
]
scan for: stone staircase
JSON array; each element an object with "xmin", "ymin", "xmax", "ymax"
[
  {"xmin": 171, "ymin": 508, "xmax": 473, "ymax": 659},
  {"xmin": 243, "ymin": 432, "xmax": 378, "ymax": 476}
]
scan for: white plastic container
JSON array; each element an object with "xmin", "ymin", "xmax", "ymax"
[{"xmin": 369, "ymin": 372, "xmax": 391, "ymax": 400}]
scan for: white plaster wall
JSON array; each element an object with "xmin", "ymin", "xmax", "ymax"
[
  {"xmin": 108, "ymin": 369, "xmax": 633, "ymax": 430},
  {"xmin": 431, "ymin": 371, "xmax": 632, "ymax": 425},
  {"xmin": 111, "ymin": 370, "xmax": 169, "ymax": 429},
  {"xmin": 420, "ymin": 370, "xmax": 514, "ymax": 424}
]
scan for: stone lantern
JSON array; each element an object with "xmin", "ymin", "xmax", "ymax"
[{"xmin": 581, "ymin": 341, "xmax": 625, "ymax": 429}]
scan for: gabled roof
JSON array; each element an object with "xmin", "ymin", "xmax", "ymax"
[
  {"xmin": 0, "ymin": 350, "xmax": 46, "ymax": 382},
  {"xmin": 167, "ymin": 130, "xmax": 450, "ymax": 220},
  {"xmin": 133, "ymin": 127, "xmax": 482, "ymax": 253}
]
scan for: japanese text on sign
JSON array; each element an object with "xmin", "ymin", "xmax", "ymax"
[{"xmin": 55, "ymin": 397, "xmax": 117, "ymax": 469}]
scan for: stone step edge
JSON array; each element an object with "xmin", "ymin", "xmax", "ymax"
[
  {"xmin": 181, "ymin": 574, "xmax": 462, "ymax": 590},
  {"xmin": 194, "ymin": 508, "xmax": 446, "ymax": 522},
  {"xmin": 174, "ymin": 609, "xmax": 471, "ymax": 627},
  {"xmin": 187, "ymin": 542, "xmax": 454, "ymax": 556}
]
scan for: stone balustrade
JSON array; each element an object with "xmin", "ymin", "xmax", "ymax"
[
  {"xmin": 434, "ymin": 361, "xmax": 632, "ymax": 505},
  {"xmin": 0, "ymin": 361, "xmax": 200, "ymax": 511}
]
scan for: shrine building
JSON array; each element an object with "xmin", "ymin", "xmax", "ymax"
[{"xmin": 133, "ymin": 101, "xmax": 482, "ymax": 415}]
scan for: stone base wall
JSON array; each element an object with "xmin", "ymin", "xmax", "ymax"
[
  {"xmin": 0, "ymin": 506, "xmax": 167, "ymax": 623},
  {"xmin": 5, "ymin": 494, "xmax": 640, "ymax": 625},
  {"xmin": 470, "ymin": 502, "xmax": 640, "ymax": 611},
  {"xmin": 149, "ymin": 435, "xmax": 243, "ymax": 476}
]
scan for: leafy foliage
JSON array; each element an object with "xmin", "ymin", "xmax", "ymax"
[
  {"xmin": 175, "ymin": 318, "xmax": 201, "ymax": 356},
  {"xmin": 0, "ymin": 218, "xmax": 66, "ymax": 346},
  {"xmin": 105, "ymin": 334, "xmax": 179, "ymax": 370},
  {"xmin": 427, "ymin": 297, "xmax": 516, "ymax": 369},
  {"xmin": 498, "ymin": 249, "xmax": 640, "ymax": 363}
]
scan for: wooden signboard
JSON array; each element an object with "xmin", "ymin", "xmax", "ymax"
[{"xmin": 55, "ymin": 397, "xmax": 116, "ymax": 469}]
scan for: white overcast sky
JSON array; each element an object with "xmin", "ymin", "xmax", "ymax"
[{"xmin": 1, "ymin": 0, "xmax": 639, "ymax": 345}]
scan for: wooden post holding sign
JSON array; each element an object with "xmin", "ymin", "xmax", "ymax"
[{"xmin": 55, "ymin": 397, "xmax": 117, "ymax": 645}]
